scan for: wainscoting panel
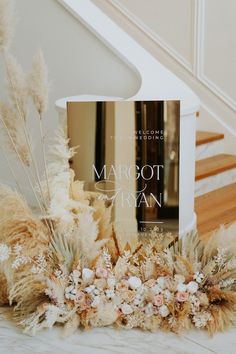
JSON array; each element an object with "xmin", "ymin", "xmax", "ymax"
[
  {"xmin": 198, "ymin": 0, "xmax": 236, "ymax": 110},
  {"xmin": 110, "ymin": 0, "xmax": 196, "ymax": 72}
]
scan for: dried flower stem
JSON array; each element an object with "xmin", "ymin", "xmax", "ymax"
[
  {"xmin": 1, "ymin": 147, "xmax": 24, "ymax": 196},
  {"xmin": 39, "ymin": 114, "xmax": 50, "ymax": 200}
]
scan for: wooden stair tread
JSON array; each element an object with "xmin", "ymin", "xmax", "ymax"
[
  {"xmin": 195, "ymin": 183, "xmax": 236, "ymax": 238},
  {"xmin": 196, "ymin": 131, "xmax": 224, "ymax": 146},
  {"xmin": 195, "ymin": 154, "xmax": 236, "ymax": 181}
]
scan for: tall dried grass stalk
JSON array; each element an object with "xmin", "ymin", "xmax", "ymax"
[
  {"xmin": 29, "ymin": 49, "xmax": 50, "ymax": 200},
  {"xmin": 0, "ymin": 0, "xmax": 13, "ymax": 51}
]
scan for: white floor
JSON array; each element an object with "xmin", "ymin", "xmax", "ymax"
[{"xmin": 1, "ymin": 308, "xmax": 236, "ymax": 354}]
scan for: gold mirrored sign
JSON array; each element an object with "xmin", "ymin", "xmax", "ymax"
[{"xmin": 67, "ymin": 100, "xmax": 180, "ymax": 238}]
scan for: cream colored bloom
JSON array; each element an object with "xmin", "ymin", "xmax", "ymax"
[
  {"xmin": 121, "ymin": 303, "xmax": 133, "ymax": 315},
  {"xmin": 187, "ymin": 281, "xmax": 199, "ymax": 294},
  {"xmin": 159, "ymin": 305, "xmax": 170, "ymax": 318},
  {"xmin": 128, "ymin": 276, "xmax": 142, "ymax": 290}
]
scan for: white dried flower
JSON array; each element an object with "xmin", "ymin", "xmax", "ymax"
[
  {"xmin": 145, "ymin": 303, "xmax": 154, "ymax": 317},
  {"xmin": 71, "ymin": 269, "xmax": 81, "ymax": 284},
  {"xmin": 93, "ymin": 288, "xmax": 100, "ymax": 296},
  {"xmin": 189, "ymin": 294, "xmax": 200, "ymax": 312},
  {"xmin": 174, "ymin": 274, "xmax": 185, "ymax": 283},
  {"xmin": 31, "ymin": 254, "xmax": 46, "ymax": 274},
  {"xmin": 65, "ymin": 285, "xmax": 77, "ymax": 301},
  {"xmin": 193, "ymin": 311, "xmax": 212, "ymax": 328},
  {"xmin": 133, "ymin": 294, "xmax": 144, "ymax": 306},
  {"xmin": 156, "ymin": 277, "xmax": 166, "ymax": 289},
  {"xmin": 177, "ymin": 283, "xmax": 187, "ymax": 292},
  {"xmin": 121, "ymin": 303, "xmax": 133, "ymax": 315},
  {"xmin": 163, "ymin": 289, "xmax": 173, "ymax": 302},
  {"xmin": 159, "ymin": 305, "xmax": 170, "ymax": 318},
  {"xmin": 152, "ymin": 284, "xmax": 162, "ymax": 295},
  {"xmin": 82, "ymin": 268, "xmax": 94, "ymax": 283},
  {"xmin": 214, "ymin": 248, "xmax": 227, "ymax": 268},
  {"xmin": 194, "ymin": 272, "xmax": 204, "ymax": 284},
  {"xmin": 13, "ymin": 243, "xmax": 22, "ymax": 255},
  {"xmin": 12, "ymin": 255, "xmax": 31, "ymax": 269},
  {"xmin": 219, "ymin": 278, "xmax": 235, "ymax": 289},
  {"xmin": 54, "ymin": 268, "xmax": 66, "ymax": 280},
  {"xmin": 187, "ymin": 281, "xmax": 198, "ymax": 294},
  {"xmin": 0, "ymin": 243, "xmax": 10, "ymax": 262},
  {"xmin": 91, "ymin": 296, "xmax": 100, "ymax": 308},
  {"xmin": 105, "ymin": 289, "xmax": 115, "ymax": 299},
  {"xmin": 107, "ymin": 277, "xmax": 116, "ymax": 289},
  {"xmin": 128, "ymin": 276, "xmax": 142, "ymax": 290},
  {"xmin": 84, "ymin": 285, "xmax": 95, "ymax": 294}
]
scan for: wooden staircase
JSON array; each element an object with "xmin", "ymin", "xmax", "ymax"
[{"xmin": 195, "ymin": 131, "xmax": 236, "ymax": 239}]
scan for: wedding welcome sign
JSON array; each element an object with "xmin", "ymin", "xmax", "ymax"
[{"xmin": 67, "ymin": 100, "xmax": 180, "ymax": 238}]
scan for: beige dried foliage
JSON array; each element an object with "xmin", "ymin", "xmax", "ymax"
[
  {"xmin": 76, "ymin": 212, "xmax": 107, "ymax": 266},
  {"xmin": 0, "ymin": 185, "xmax": 49, "ymax": 307},
  {"xmin": 206, "ymin": 288, "xmax": 236, "ymax": 335},
  {"xmin": 0, "ymin": 184, "xmax": 31, "ymax": 220},
  {"xmin": 0, "ymin": 102, "xmax": 30, "ymax": 165},
  {"xmin": 28, "ymin": 49, "xmax": 49, "ymax": 115},
  {"xmin": 92, "ymin": 197, "xmax": 112, "ymax": 240},
  {"xmin": 0, "ymin": 0, "xmax": 13, "ymax": 51}
]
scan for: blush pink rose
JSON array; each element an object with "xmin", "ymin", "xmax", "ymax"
[
  {"xmin": 176, "ymin": 291, "xmax": 189, "ymax": 302},
  {"xmin": 96, "ymin": 267, "xmax": 108, "ymax": 279},
  {"xmin": 153, "ymin": 294, "xmax": 164, "ymax": 307},
  {"xmin": 75, "ymin": 291, "xmax": 86, "ymax": 307}
]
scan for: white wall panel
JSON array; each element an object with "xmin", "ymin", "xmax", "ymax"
[
  {"xmin": 200, "ymin": 0, "xmax": 236, "ymax": 107},
  {"xmin": 112, "ymin": 0, "xmax": 195, "ymax": 70}
]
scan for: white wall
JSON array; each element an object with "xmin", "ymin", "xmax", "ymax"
[
  {"xmin": 0, "ymin": 0, "xmax": 140, "ymax": 201},
  {"xmin": 93, "ymin": 0, "xmax": 236, "ymax": 152}
]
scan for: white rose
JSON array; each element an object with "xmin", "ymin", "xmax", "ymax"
[
  {"xmin": 159, "ymin": 305, "xmax": 170, "ymax": 318},
  {"xmin": 128, "ymin": 276, "xmax": 142, "ymax": 290},
  {"xmin": 82, "ymin": 268, "xmax": 94, "ymax": 283},
  {"xmin": 187, "ymin": 281, "xmax": 199, "ymax": 294},
  {"xmin": 177, "ymin": 283, "xmax": 187, "ymax": 292},
  {"xmin": 121, "ymin": 303, "xmax": 133, "ymax": 315}
]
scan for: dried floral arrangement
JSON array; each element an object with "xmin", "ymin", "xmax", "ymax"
[{"xmin": 0, "ymin": 0, "xmax": 236, "ymax": 337}]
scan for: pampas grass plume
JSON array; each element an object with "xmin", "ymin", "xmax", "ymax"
[
  {"xmin": 29, "ymin": 49, "xmax": 49, "ymax": 115},
  {"xmin": 0, "ymin": 0, "xmax": 13, "ymax": 51},
  {"xmin": 5, "ymin": 52, "xmax": 28, "ymax": 120},
  {"xmin": 0, "ymin": 102, "xmax": 31, "ymax": 165}
]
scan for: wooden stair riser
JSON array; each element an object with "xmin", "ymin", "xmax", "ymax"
[
  {"xmin": 195, "ymin": 168, "xmax": 236, "ymax": 196},
  {"xmin": 196, "ymin": 139, "xmax": 224, "ymax": 161}
]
